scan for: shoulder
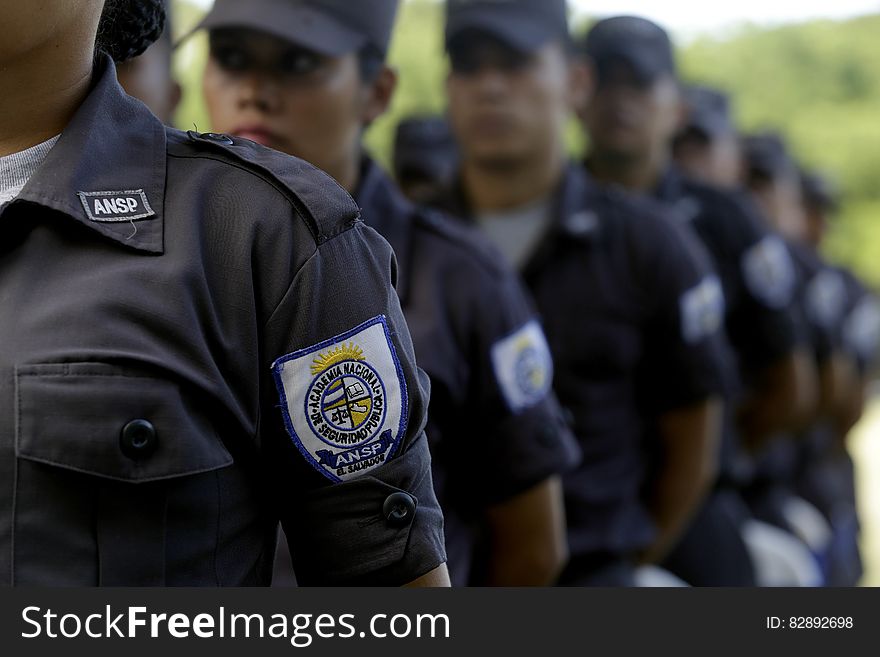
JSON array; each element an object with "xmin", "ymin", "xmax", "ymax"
[
  {"xmin": 165, "ymin": 129, "xmax": 361, "ymax": 245},
  {"xmin": 411, "ymin": 205, "xmax": 511, "ymax": 280},
  {"xmin": 597, "ymin": 183, "xmax": 710, "ymax": 269},
  {"xmin": 682, "ymin": 178, "xmax": 767, "ymax": 241}
]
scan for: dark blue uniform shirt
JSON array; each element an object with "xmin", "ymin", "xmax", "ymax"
[
  {"xmin": 356, "ymin": 158, "xmax": 580, "ymax": 585},
  {"xmin": 434, "ymin": 164, "xmax": 729, "ymax": 564}
]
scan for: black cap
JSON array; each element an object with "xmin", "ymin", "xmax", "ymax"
[
  {"xmin": 393, "ymin": 116, "xmax": 458, "ymax": 181},
  {"xmin": 583, "ymin": 16, "xmax": 676, "ymax": 82},
  {"xmin": 445, "ymin": 0, "xmax": 570, "ymax": 53},
  {"xmin": 742, "ymin": 132, "xmax": 795, "ymax": 181},
  {"xmin": 193, "ymin": 0, "xmax": 399, "ymax": 57},
  {"xmin": 800, "ymin": 169, "xmax": 839, "ymax": 212},
  {"xmin": 681, "ymin": 85, "xmax": 735, "ymax": 138}
]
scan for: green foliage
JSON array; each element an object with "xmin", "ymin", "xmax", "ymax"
[{"xmin": 170, "ymin": 0, "xmax": 880, "ymax": 286}]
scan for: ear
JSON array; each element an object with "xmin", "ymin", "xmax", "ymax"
[
  {"xmin": 169, "ymin": 80, "xmax": 182, "ymax": 117},
  {"xmin": 361, "ymin": 65, "xmax": 398, "ymax": 127},
  {"xmin": 567, "ymin": 57, "xmax": 594, "ymax": 118}
]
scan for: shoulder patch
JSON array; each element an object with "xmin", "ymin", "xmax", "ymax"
[
  {"xmin": 844, "ymin": 296, "xmax": 880, "ymax": 362},
  {"xmin": 805, "ymin": 269, "xmax": 847, "ymax": 329},
  {"xmin": 741, "ymin": 235, "xmax": 797, "ymax": 309},
  {"xmin": 490, "ymin": 319, "xmax": 554, "ymax": 413},
  {"xmin": 271, "ymin": 316, "xmax": 408, "ymax": 482},
  {"xmin": 680, "ymin": 275, "xmax": 725, "ymax": 344}
]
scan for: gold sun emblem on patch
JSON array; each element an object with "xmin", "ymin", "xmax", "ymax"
[{"xmin": 311, "ymin": 342, "xmax": 365, "ymax": 375}]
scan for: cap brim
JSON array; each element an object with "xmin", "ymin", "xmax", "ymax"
[
  {"xmin": 445, "ymin": 9, "xmax": 555, "ymax": 53},
  {"xmin": 182, "ymin": 2, "xmax": 367, "ymax": 56}
]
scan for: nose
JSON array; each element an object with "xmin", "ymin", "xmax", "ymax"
[
  {"xmin": 468, "ymin": 65, "xmax": 510, "ymax": 101},
  {"xmin": 236, "ymin": 72, "xmax": 281, "ymax": 113}
]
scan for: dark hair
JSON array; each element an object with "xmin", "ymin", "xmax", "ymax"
[{"xmin": 97, "ymin": 0, "xmax": 167, "ymax": 63}]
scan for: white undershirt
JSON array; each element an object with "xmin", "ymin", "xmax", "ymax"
[
  {"xmin": 0, "ymin": 135, "xmax": 61, "ymax": 206},
  {"xmin": 476, "ymin": 196, "xmax": 553, "ymax": 270}
]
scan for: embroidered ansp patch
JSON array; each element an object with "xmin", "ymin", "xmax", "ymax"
[
  {"xmin": 680, "ymin": 275, "xmax": 725, "ymax": 344},
  {"xmin": 77, "ymin": 189, "xmax": 155, "ymax": 223},
  {"xmin": 271, "ymin": 316, "xmax": 408, "ymax": 482},
  {"xmin": 491, "ymin": 319, "xmax": 554, "ymax": 413}
]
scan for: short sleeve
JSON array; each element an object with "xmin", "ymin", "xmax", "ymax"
[
  {"xmin": 721, "ymin": 195, "xmax": 803, "ymax": 374},
  {"xmin": 261, "ymin": 222, "xmax": 446, "ymax": 585},
  {"xmin": 454, "ymin": 263, "xmax": 581, "ymax": 505},
  {"xmin": 638, "ymin": 215, "xmax": 731, "ymax": 413}
]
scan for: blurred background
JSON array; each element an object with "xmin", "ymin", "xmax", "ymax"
[{"xmin": 169, "ymin": 0, "xmax": 880, "ymax": 584}]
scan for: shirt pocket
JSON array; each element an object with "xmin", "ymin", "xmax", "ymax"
[{"xmin": 13, "ymin": 362, "xmax": 234, "ymax": 586}]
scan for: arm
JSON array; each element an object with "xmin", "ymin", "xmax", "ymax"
[
  {"xmin": 737, "ymin": 348, "xmax": 818, "ymax": 449},
  {"xmin": 641, "ymin": 397, "xmax": 723, "ymax": 565},
  {"xmin": 483, "ymin": 476, "xmax": 568, "ymax": 586},
  {"xmin": 404, "ymin": 564, "xmax": 452, "ymax": 587}
]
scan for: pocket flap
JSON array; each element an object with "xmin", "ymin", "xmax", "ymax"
[{"xmin": 16, "ymin": 363, "xmax": 233, "ymax": 482}]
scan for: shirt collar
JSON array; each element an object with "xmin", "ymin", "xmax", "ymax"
[
  {"xmin": 354, "ymin": 157, "xmax": 414, "ymax": 304},
  {"xmin": 14, "ymin": 54, "xmax": 167, "ymax": 254}
]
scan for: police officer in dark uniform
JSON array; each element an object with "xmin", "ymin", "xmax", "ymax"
[
  {"xmin": 434, "ymin": 0, "xmax": 731, "ymax": 586},
  {"xmin": 738, "ymin": 133, "xmax": 850, "ymax": 570},
  {"xmin": 580, "ymin": 16, "xmax": 820, "ymax": 585},
  {"xmin": 393, "ymin": 116, "xmax": 459, "ymax": 204},
  {"xmin": 196, "ymin": 0, "xmax": 581, "ymax": 587},
  {"xmin": 672, "ymin": 84, "xmax": 742, "ymax": 190},
  {"xmin": 0, "ymin": 0, "xmax": 448, "ymax": 586}
]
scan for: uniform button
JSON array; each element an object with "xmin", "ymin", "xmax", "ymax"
[
  {"xmin": 120, "ymin": 419, "xmax": 158, "ymax": 460},
  {"xmin": 202, "ymin": 132, "xmax": 234, "ymax": 145},
  {"xmin": 383, "ymin": 492, "xmax": 416, "ymax": 528}
]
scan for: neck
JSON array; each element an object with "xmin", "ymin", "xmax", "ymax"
[
  {"xmin": 588, "ymin": 146, "xmax": 669, "ymax": 194},
  {"xmin": 461, "ymin": 144, "xmax": 565, "ymax": 213},
  {"xmin": 0, "ymin": 34, "xmax": 96, "ymax": 157}
]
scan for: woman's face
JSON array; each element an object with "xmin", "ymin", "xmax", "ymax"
[
  {"xmin": 0, "ymin": 0, "xmax": 103, "ymax": 62},
  {"xmin": 202, "ymin": 28, "xmax": 368, "ymax": 184}
]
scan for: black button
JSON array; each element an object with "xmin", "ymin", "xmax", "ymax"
[
  {"xmin": 382, "ymin": 492, "xmax": 416, "ymax": 528},
  {"xmin": 120, "ymin": 419, "xmax": 158, "ymax": 460}
]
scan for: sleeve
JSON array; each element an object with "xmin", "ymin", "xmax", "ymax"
[
  {"xmin": 637, "ymin": 214, "xmax": 731, "ymax": 414},
  {"xmin": 840, "ymin": 274, "xmax": 880, "ymax": 374},
  {"xmin": 723, "ymin": 195, "xmax": 804, "ymax": 375},
  {"xmin": 261, "ymin": 221, "xmax": 446, "ymax": 585},
  {"xmin": 448, "ymin": 260, "xmax": 581, "ymax": 506},
  {"xmin": 802, "ymin": 264, "xmax": 849, "ymax": 364}
]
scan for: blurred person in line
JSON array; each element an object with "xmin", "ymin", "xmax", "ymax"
[
  {"xmin": 797, "ymin": 167, "xmax": 879, "ymax": 585},
  {"xmin": 579, "ymin": 16, "xmax": 821, "ymax": 586},
  {"xmin": 194, "ymin": 0, "xmax": 581, "ymax": 587},
  {"xmin": 740, "ymin": 133, "xmax": 853, "ymax": 581},
  {"xmin": 115, "ymin": 0, "xmax": 181, "ymax": 124},
  {"xmin": 433, "ymin": 0, "xmax": 731, "ymax": 587},
  {"xmin": 393, "ymin": 115, "xmax": 459, "ymax": 205},
  {"xmin": 672, "ymin": 85, "xmax": 742, "ymax": 191},
  {"xmin": 0, "ymin": 0, "xmax": 449, "ymax": 586}
]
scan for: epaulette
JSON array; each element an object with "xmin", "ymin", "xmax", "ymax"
[{"xmin": 167, "ymin": 129, "xmax": 361, "ymax": 243}]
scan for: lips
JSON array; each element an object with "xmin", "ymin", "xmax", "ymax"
[{"xmin": 231, "ymin": 126, "xmax": 279, "ymax": 148}]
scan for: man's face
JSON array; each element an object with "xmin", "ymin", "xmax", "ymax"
[
  {"xmin": 748, "ymin": 174, "xmax": 807, "ymax": 241},
  {"xmin": 803, "ymin": 205, "xmax": 829, "ymax": 249},
  {"xmin": 584, "ymin": 60, "xmax": 680, "ymax": 160},
  {"xmin": 446, "ymin": 36, "xmax": 572, "ymax": 169},
  {"xmin": 673, "ymin": 130, "xmax": 742, "ymax": 189},
  {"xmin": 117, "ymin": 39, "xmax": 180, "ymax": 124},
  {"xmin": 202, "ymin": 28, "xmax": 367, "ymax": 178}
]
